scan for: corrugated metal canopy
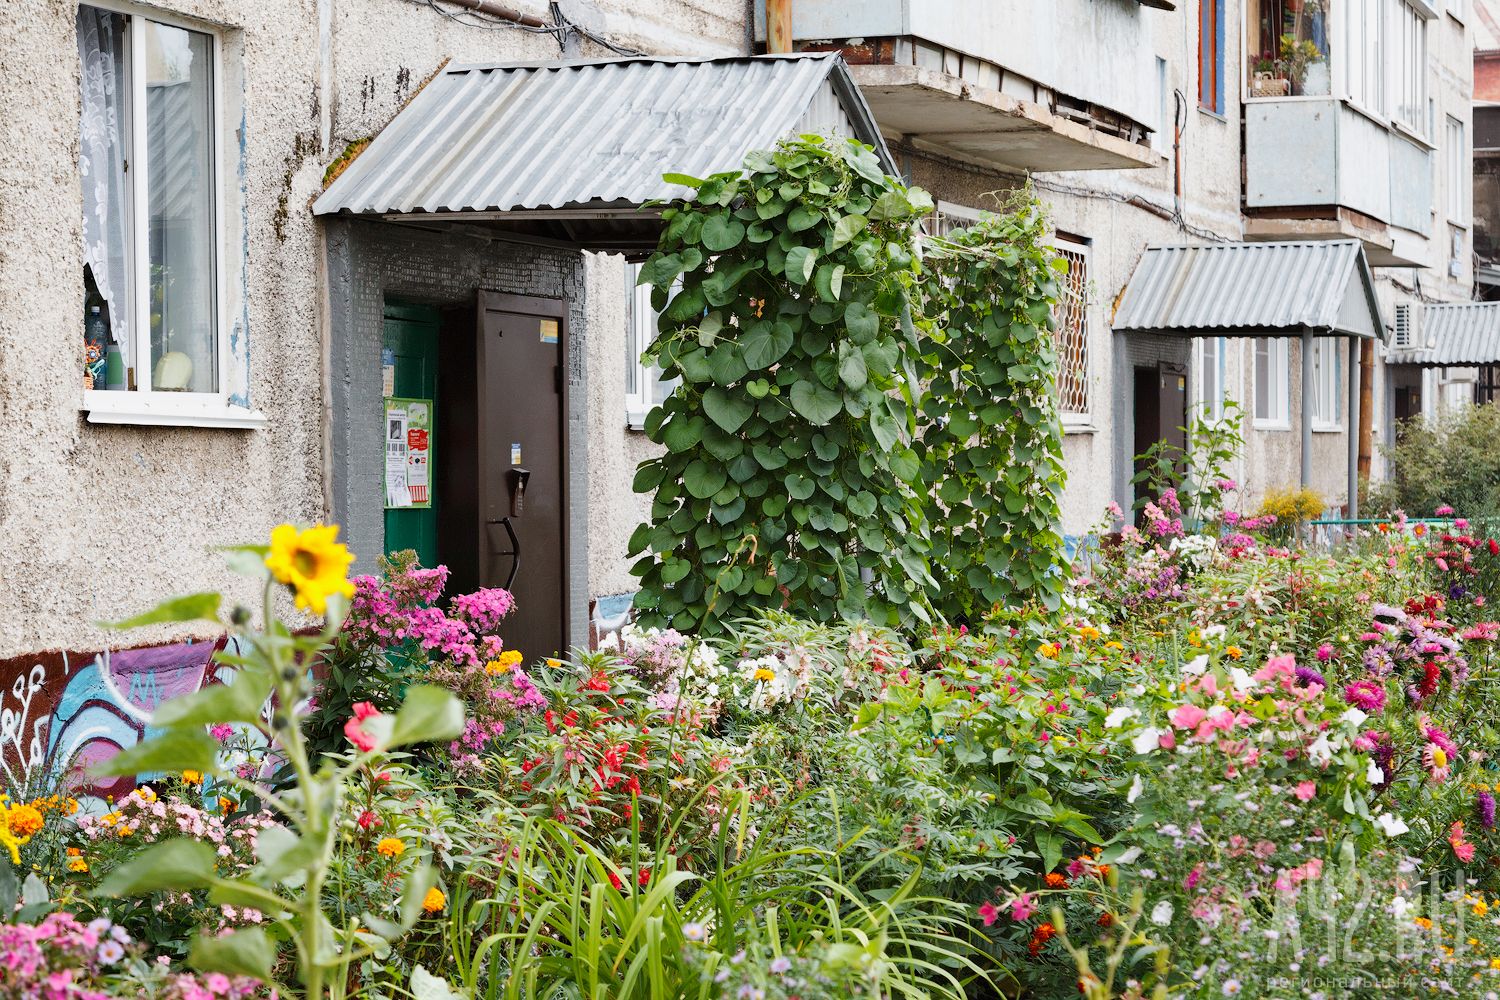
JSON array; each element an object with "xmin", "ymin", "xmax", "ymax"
[
  {"xmin": 1386, "ymin": 302, "xmax": 1500, "ymax": 366},
  {"xmin": 312, "ymin": 52, "xmax": 894, "ymax": 251},
  {"xmin": 1113, "ymin": 239, "xmax": 1385, "ymax": 340}
]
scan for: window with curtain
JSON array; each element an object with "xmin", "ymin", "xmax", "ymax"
[
  {"xmin": 1309, "ymin": 336, "xmax": 1342, "ymax": 430},
  {"xmin": 1254, "ymin": 337, "xmax": 1290, "ymax": 427},
  {"xmin": 625, "ymin": 261, "xmax": 680, "ymax": 430},
  {"xmin": 1194, "ymin": 336, "xmax": 1226, "ymax": 422},
  {"xmin": 79, "ymin": 4, "xmax": 220, "ymax": 395},
  {"xmin": 1391, "ymin": 0, "xmax": 1427, "ymax": 133}
]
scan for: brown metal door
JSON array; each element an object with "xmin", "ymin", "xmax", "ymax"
[{"xmin": 477, "ymin": 291, "xmax": 568, "ymax": 663}]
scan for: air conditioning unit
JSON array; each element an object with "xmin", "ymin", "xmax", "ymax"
[{"xmin": 1393, "ymin": 303, "xmax": 1418, "ymax": 349}]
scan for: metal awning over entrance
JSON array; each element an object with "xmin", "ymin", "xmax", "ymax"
[
  {"xmin": 1113, "ymin": 239, "xmax": 1386, "ymax": 519},
  {"xmin": 1385, "ymin": 302, "xmax": 1500, "ymax": 367},
  {"xmin": 311, "ymin": 52, "xmax": 894, "ymax": 253},
  {"xmin": 1113, "ymin": 239, "xmax": 1384, "ymax": 340}
]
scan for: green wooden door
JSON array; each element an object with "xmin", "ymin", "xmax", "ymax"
[{"xmin": 383, "ymin": 303, "xmax": 441, "ymax": 570}]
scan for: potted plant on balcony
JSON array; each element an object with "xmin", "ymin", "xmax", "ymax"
[
  {"xmin": 1280, "ymin": 34, "xmax": 1326, "ymax": 96},
  {"xmin": 1251, "ymin": 52, "xmax": 1289, "ymax": 98}
]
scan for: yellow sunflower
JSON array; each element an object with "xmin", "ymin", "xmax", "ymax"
[{"xmin": 265, "ymin": 523, "xmax": 356, "ymax": 614}]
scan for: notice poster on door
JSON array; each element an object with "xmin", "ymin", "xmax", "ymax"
[{"xmin": 383, "ymin": 397, "xmax": 433, "ymax": 509}]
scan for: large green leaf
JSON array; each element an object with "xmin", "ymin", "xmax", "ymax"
[
  {"xmin": 831, "ymin": 213, "xmax": 867, "ymax": 249},
  {"xmin": 784, "ymin": 246, "xmax": 817, "ymax": 285},
  {"xmin": 389, "ymin": 685, "xmax": 465, "ymax": 748},
  {"xmin": 740, "ymin": 322, "xmax": 794, "ymax": 370},
  {"xmin": 700, "ymin": 215, "xmax": 745, "ymax": 251},
  {"xmin": 684, "ymin": 460, "xmax": 728, "ymax": 500},
  {"xmin": 702, "ymin": 388, "xmax": 753, "ymax": 433},
  {"xmin": 789, "ymin": 381, "xmax": 842, "ymax": 425},
  {"xmin": 95, "ymin": 839, "xmax": 218, "ymax": 897},
  {"xmin": 189, "ymin": 927, "xmax": 275, "ymax": 982},
  {"xmin": 103, "ymin": 593, "xmax": 221, "ymax": 630},
  {"xmin": 91, "ymin": 729, "xmax": 220, "ymax": 779},
  {"xmin": 837, "ymin": 343, "xmax": 868, "ymax": 391}
]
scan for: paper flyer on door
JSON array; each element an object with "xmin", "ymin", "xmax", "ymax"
[{"xmin": 383, "ymin": 397, "xmax": 433, "ymax": 509}]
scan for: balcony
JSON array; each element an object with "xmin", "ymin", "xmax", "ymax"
[
  {"xmin": 754, "ymin": 0, "xmax": 1163, "ymax": 174},
  {"xmin": 1241, "ymin": 0, "xmax": 1437, "ymax": 267}
]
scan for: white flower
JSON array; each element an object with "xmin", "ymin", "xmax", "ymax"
[
  {"xmin": 1201, "ymin": 624, "xmax": 1227, "ymax": 640},
  {"xmin": 1340, "ymin": 707, "xmax": 1368, "ymax": 728},
  {"xmin": 1375, "ymin": 813, "xmax": 1409, "ymax": 837},
  {"xmin": 1183, "ymin": 654, "xmax": 1210, "ymax": 675},
  {"xmin": 1104, "ymin": 706, "xmax": 1138, "ymax": 729},
  {"xmin": 1307, "ymin": 733, "xmax": 1333, "ymax": 767},
  {"xmin": 1390, "ymin": 895, "xmax": 1412, "ymax": 919},
  {"xmin": 1113, "ymin": 845, "xmax": 1143, "ymax": 864},
  {"xmin": 1229, "ymin": 667, "xmax": 1256, "ymax": 693},
  {"xmin": 1127, "ymin": 774, "xmax": 1144, "ymax": 804},
  {"xmin": 1206, "ymin": 704, "xmax": 1231, "ymax": 721},
  {"xmin": 1366, "ymin": 760, "xmax": 1385, "ymax": 785},
  {"xmin": 1131, "ymin": 726, "xmax": 1163, "ymax": 755},
  {"xmin": 1150, "ymin": 900, "xmax": 1174, "ymax": 926}
]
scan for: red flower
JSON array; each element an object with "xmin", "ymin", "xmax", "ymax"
[
  {"xmin": 606, "ymin": 870, "xmax": 623, "ymax": 890},
  {"xmin": 357, "ymin": 810, "xmax": 379, "ymax": 830},
  {"xmin": 344, "ymin": 702, "xmax": 382, "ymax": 753}
]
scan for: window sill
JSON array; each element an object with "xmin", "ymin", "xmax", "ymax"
[
  {"xmin": 1253, "ymin": 419, "xmax": 1292, "ymax": 432},
  {"xmin": 83, "ymin": 391, "xmax": 268, "ymax": 429},
  {"xmin": 1311, "ymin": 424, "xmax": 1344, "ymax": 434},
  {"xmin": 1198, "ymin": 107, "xmax": 1228, "ymax": 125},
  {"xmin": 1391, "ymin": 119, "xmax": 1434, "ymax": 151},
  {"xmin": 1061, "ymin": 418, "xmax": 1096, "ymax": 435}
]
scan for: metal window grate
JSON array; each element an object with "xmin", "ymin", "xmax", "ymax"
[{"xmin": 1052, "ymin": 240, "xmax": 1091, "ymax": 417}]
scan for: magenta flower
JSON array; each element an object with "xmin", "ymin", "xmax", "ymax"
[
  {"xmin": 1343, "ymin": 680, "xmax": 1386, "ymax": 713},
  {"xmin": 977, "ymin": 901, "xmax": 999, "ymax": 927},
  {"xmin": 1009, "ymin": 893, "xmax": 1037, "ymax": 922}
]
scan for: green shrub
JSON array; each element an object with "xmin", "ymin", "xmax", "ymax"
[{"xmin": 1371, "ymin": 400, "xmax": 1500, "ymax": 517}]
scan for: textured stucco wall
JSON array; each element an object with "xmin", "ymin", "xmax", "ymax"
[{"xmin": 0, "ymin": 0, "xmax": 748, "ymax": 658}]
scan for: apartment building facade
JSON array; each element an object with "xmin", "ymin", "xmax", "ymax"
[{"xmin": 0, "ymin": 0, "xmax": 1480, "ymax": 776}]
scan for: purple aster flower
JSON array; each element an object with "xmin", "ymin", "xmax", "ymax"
[
  {"xmin": 1293, "ymin": 666, "xmax": 1327, "ymax": 691},
  {"xmin": 1479, "ymin": 791, "xmax": 1497, "ymax": 830}
]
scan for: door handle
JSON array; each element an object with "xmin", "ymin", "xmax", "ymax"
[{"xmin": 485, "ymin": 516, "xmax": 521, "ymax": 590}]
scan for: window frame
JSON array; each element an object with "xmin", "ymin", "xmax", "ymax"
[
  {"xmin": 1199, "ymin": 0, "xmax": 1224, "ymax": 114},
  {"xmin": 1193, "ymin": 335, "xmax": 1227, "ymax": 423},
  {"xmin": 1308, "ymin": 336, "xmax": 1343, "ymax": 432},
  {"xmin": 1051, "ymin": 234, "xmax": 1093, "ymax": 429},
  {"xmin": 1389, "ymin": 0, "xmax": 1428, "ymax": 138},
  {"xmin": 1253, "ymin": 337, "xmax": 1291, "ymax": 430},
  {"xmin": 1446, "ymin": 114, "xmax": 1468, "ymax": 225},
  {"xmin": 624, "ymin": 261, "xmax": 680, "ymax": 431},
  {"xmin": 78, "ymin": 1, "xmax": 259, "ymax": 428}
]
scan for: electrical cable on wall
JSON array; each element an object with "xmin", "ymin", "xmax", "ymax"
[{"xmin": 397, "ymin": 0, "xmax": 645, "ymax": 57}]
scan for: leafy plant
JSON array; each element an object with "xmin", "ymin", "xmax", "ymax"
[
  {"xmin": 90, "ymin": 526, "xmax": 464, "ymax": 999},
  {"xmin": 914, "ymin": 197, "xmax": 1068, "ymax": 619},
  {"xmin": 627, "ymin": 135, "xmax": 938, "ymax": 634},
  {"xmin": 1371, "ymin": 401, "xmax": 1500, "ymax": 519}
]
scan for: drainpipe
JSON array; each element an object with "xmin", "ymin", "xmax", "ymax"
[
  {"xmin": 1357, "ymin": 338, "xmax": 1375, "ymax": 484},
  {"xmin": 1347, "ymin": 337, "xmax": 1361, "ymax": 520},
  {"xmin": 1300, "ymin": 331, "xmax": 1313, "ymax": 488},
  {"xmin": 765, "ymin": 0, "xmax": 792, "ymax": 54},
  {"xmin": 440, "ymin": 0, "xmax": 550, "ymax": 28}
]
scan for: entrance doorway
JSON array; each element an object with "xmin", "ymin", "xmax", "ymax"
[
  {"xmin": 1132, "ymin": 362, "xmax": 1188, "ymax": 509},
  {"xmin": 435, "ymin": 292, "xmax": 570, "ymax": 662},
  {"xmin": 382, "ymin": 303, "xmax": 441, "ymax": 570}
]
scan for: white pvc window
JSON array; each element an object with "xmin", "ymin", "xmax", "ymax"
[
  {"xmin": 1254, "ymin": 337, "xmax": 1290, "ymax": 428},
  {"xmin": 1344, "ymin": 0, "xmax": 1385, "ymax": 113},
  {"xmin": 1193, "ymin": 336, "xmax": 1227, "ymax": 422},
  {"xmin": 79, "ymin": 3, "xmax": 224, "ymax": 398},
  {"xmin": 625, "ymin": 261, "xmax": 679, "ymax": 430},
  {"xmin": 1309, "ymin": 336, "xmax": 1342, "ymax": 431},
  {"xmin": 1390, "ymin": 0, "xmax": 1427, "ymax": 134},
  {"xmin": 1447, "ymin": 115, "xmax": 1467, "ymax": 223}
]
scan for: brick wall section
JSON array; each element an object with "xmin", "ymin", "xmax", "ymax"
[{"xmin": 325, "ymin": 219, "xmax": 591, "ymax": 648}]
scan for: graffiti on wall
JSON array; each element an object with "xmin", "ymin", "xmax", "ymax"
[{"xmin": 0, "ymin": 636, "xmax": 237, "ymax": 799}]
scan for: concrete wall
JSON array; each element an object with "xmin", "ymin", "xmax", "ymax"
[{"xmin": 0, "ymin": 0, "xmax": 747, "ymax": 659}]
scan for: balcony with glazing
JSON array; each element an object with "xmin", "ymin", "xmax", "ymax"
[
  {"xmin": 1242, "ymin": 0, "xmax": 1438, "ymax": 266},
  {"xmin": 754, "ymin": 0, "xmax": 1165, "ymax": 174}
]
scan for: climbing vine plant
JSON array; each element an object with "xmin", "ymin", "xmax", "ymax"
[
  {"xmin": 628, "ymin": 138, "xmax": 1070, "ymax": 632},
  {"xmin": 914, "ymin": 200, "xmax": 1068, "ymax": 620},
  {"xmin": 627, "ymin": 136, "xmax": 937, "ymax": 634}
]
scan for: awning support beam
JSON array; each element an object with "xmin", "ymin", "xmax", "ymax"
[
  {"xmin": 1347, "ymin": 335, "xmax": 1361, "ymax": 520},
  {"xmin": 1301, "ymin": 330, "xmax": 1313, "ymax": 488}
]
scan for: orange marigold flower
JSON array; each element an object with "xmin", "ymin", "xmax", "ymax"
[
  {"xmin": 7, "ymin": 805, "xmax": 43, "ymax": 839},
  {"xmin": 422, "ymin": 887, "xmax": 446, "ymax": 913},
  {"xmin": 376, "ymin": 837, "xmax": 406, "ymax": 858},
  {"xmin": 1045, "ymin": 873, "xmax": 1069, "ymax": 889}
]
